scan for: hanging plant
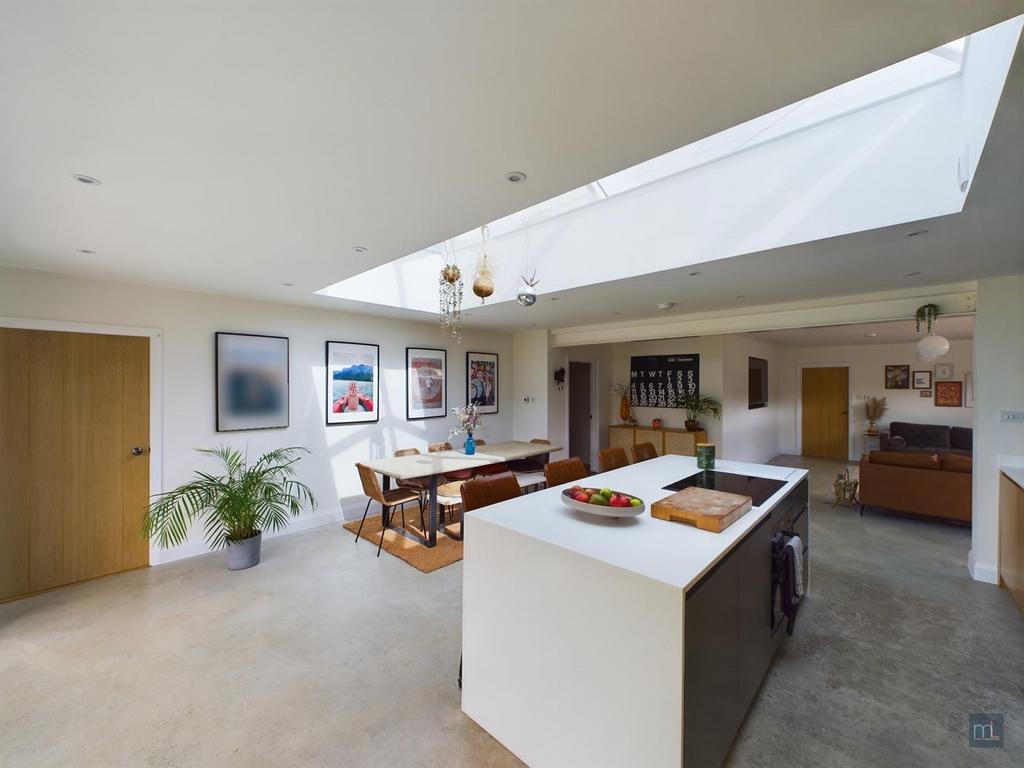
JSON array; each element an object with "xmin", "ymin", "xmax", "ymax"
[
  {"xmin": 553, "ymin": 366, "xmax": 566, "ymax": 390},
  {"xmin": 914, "ymin": 303, "xmax": 941, "ymax": 333}
]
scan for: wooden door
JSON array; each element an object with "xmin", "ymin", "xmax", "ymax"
[
  {"xmin": 568, "ymin": 361, "xmax": 592, "ymax": 467},
  {"xmin": 0, "ymin": 329, "xmax": 149, "ymax": 602},
  {"xmin": 801, "ymin": 367, "xmax": 849, "ymax": 459}
]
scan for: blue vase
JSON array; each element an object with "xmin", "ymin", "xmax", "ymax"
[{"xmin": 465, "ymin": 433, "xmax": 476, "ymax": 455}]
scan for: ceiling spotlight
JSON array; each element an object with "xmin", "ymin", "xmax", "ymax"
[
  {"xmin": 689, "ymin": 271, "xmax": 701, "ymax": 276},
  {"xmin": 736, "ymin": 295, "xmax": 747, "ymax": 299},
  {"xmin": 505, "ymin": 171, "xmax": 527, "ymax": 184},
  {"xmin": 863, "ymin": 332, "xmax": 878, "ymax": 338},
  {"xmin": 353, "ymin": 246, "xmax": 368, "ymax": 253},
  {"xmin": 283, "ymin": 282, "xmax": 294, "ymax": 287},
  {"xmin": 613, "ymin": 312, "xmax": 622, "ymax": 316},
  {"xmin": 71, "ymin": 174, "xmax": 101, "ymax": 185},
  {"xmin": 657, "ymin": 302, "xmax": 675, "ymax": 310},
  {"xmin": 905, "ymin": 271, "xmax": 921, "ymax": 277},
  {"xmin": 550, "ymin": 296, "xmax": 560, "ymax": 301},
  {"xmin": 77, "ymin": 248, "xmax": 96, "ymax": 255},
  {"xmin": 905, "ymin": 229, "xmax": 928, "ymax": 238}
]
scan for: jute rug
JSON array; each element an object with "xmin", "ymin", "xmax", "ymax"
[{"xmin": 343, "ymin": 514, "xmax": 464, "ymax": 573}]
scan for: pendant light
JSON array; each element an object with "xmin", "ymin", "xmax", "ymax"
[
  {"xmin": 439, "ymin": 238, "xmax": 464, "ymax": 342},
  {"xmin": 914, "ymin": 303, "xmax": 949, "ymax": 362},
  {"xmin": 472, "ymin": 225, "xmax": 495, "ymax": 303}
]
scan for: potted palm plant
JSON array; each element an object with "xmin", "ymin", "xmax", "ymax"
[
  {"xmin": 143, "ymin": 446, "xmax": 317, "ymax": 570},
  {"xmin": 678, "ymin": 392, "xmax": 723, "ymax": 432}
]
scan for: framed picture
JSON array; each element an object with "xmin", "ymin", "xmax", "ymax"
[
  {"xmin": 935, "ymin": 380, "xmax": 963, "ymax": 407},
  {"xmin": 215, "ymin": 332, "xmax": 289, "ymax": 432},
  {"xmin": 912, "ymin": 370, "xmax": 932, "ymax": 389},
  {"xmin": 964, "ymin": 372, "xmax": 974, "ymax": 408},
  {"xmin": 920, "ymin": 390, "xmax": 932, "ymax": 398},
  {"xmin": 467, "ymin": 352, "xmax": 499, "ymax": 414},
  {"xmin": 934, "ymin": 363, "xmax": 954, "ymax": 380},
  {"xmin": 407, "ymin": 347, "xmax": 447, "ymax": 419},
  {"xmin": 884, "ymin": 364, "xmax": 910, "ymax": 390},
  {"xmin": 326, "ymin": 341, "xmax": 379, "ymax": 425}
]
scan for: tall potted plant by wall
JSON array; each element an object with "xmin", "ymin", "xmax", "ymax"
[
  {"xmin": 678, "ymin": 392, "xmax": 723, "ymax": 432},
  {"xmin": 143, "ymin": 446, "xmax": 317, "ymax": 570}
]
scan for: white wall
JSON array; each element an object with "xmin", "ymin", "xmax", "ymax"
[
  {"xmin": 512, "ymin": 329, "xmax": 550, "ymax": 443},
  {"xmin": 0, "ymin": 266, "xmax": 513, "ymax": 563},
  {"xmin": 548, "ymin": 343, "xmax": 614, "ymax": 462},
  {"xmin": 971, "ymin": 275, "xmax": 1024, "ymax": 584},
  {"xmin": 776, "ymin": 339, "xmax": 974, "ymax": 460},
  {"xmin": 721, "ymin": 335, "xmax": 783, "ymax": 463}
]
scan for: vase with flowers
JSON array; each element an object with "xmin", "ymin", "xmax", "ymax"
[
  {"xmin": 451, "ymin": 403, "xmax": 482, "ymax": 455},
  {"xmin": 864, "ymin": 396, "xmax": 887, "ymax": 435}
]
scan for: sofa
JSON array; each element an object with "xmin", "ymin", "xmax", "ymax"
[
  {"xmin": 878, "ymin": 421, "xmax": 972, "ymax": 456},
  {"xmin": 858, "ymin": 449, "xmax": 972, "ymax": 522}
]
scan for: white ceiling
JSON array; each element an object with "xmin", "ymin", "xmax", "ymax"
[
  {"xmin": 2, "ymin": 1, "xmax": 1023, "ymax": 328},
  {"xmin": 744, "ymin": 315, "xmax": 975, "ymax": 348}
]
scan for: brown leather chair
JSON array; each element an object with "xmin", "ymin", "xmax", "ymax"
[
  {"xmin": 858, "ymin": 451, "xmax": 971, "ymax": 522},
  {"xmin": 544, "ymin": 457, "xmax": 588, "ymax": 487},
  {"xmin": 631, "ymin": 442, "xmax": 658, "ymax": 463},
  {"xmin": 354, "ymin": 463, "xmax": 423, "ymax": 557},
  {"xmin": 429, "ymin": 441, "xmax": 473, "ymax": 480},
  {"xmin": 597, "ymin": 446, "xmax": 629, "ymax": 472}
]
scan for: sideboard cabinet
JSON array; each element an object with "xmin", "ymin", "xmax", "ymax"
[{"xmin": 608, "ymin": 425, "xmax": 708, "ymax": 457}]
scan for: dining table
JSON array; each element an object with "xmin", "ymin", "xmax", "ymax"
[{"xmin": 360, "ymin": 440, "xmax": 561, "ymax": 547}]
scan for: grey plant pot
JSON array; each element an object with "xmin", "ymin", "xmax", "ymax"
[{"xmin": 226, "ymin": 532, "xmax": 262, "ymax": 570}]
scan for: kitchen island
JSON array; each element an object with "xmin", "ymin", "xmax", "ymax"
[{"xmin": 462, "ymin": 455, "xmax": 809, "ymax": 768}]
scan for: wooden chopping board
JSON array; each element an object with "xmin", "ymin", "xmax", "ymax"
[{"xmin": 651, "ymin": 486, "xmax": 753, "ymax": 533}]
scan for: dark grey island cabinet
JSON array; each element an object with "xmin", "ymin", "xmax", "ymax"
[{"xmin": 683, "ymin": 479, "xmax": 809, "ymax": 768}]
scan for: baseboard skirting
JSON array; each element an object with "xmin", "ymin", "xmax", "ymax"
[{"xmin": 968, "ymin": 550, "xmax": 999, "ymax": 584}]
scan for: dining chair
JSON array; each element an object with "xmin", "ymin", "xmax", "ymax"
[
  {"xmin": 597, "ymin": 446, "xmax": 629, "ymax": 472},
  {"xmin": 354, "ymin": 463, "xmax": 423, "ymax": 557},
  {"xmin": 394, "ymin": 448, "xmax": 430, "ymax": 529},
  {"xmin": 466, "ymin": 439, "xmax": 509, "ymax": 477},
  {"xmin": 457, "ymin": 471, "xmax": 522, "ymax": 690},
  {"xmin": 544, "ymin": 457, "xmax": 589, "ymax": 487},
  {"xmin": 429, "ymin": 441, "xmax": 473, "ymax": 480},
  {"xmin": 631, "ymin": 442, "xmax": 658, "ymax": 463}
]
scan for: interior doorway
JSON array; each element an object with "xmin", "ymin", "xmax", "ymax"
[
  {"xmin": 568, "ymin": 361, "xmax": 593, "ymax": 468},
  {"xmin": 800, "ymin": 366, "xmax": 850, "ymax": 460},
  {"xmin": 0, "ymin": 328, "xmax": 151, "ymax": 602}
]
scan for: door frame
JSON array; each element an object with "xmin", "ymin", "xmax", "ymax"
[
  {"xmin": 0, "ymin": 316, "xmax": 165, "ymax": 565},
  {"xmin": 795, "ymin": 362, "xmax": 854, "ymax": 461},
  {"xmin": 565, "ymin": 358, "xmax": 599, "ymax": 467}
]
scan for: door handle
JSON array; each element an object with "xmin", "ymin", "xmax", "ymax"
[{"xmin": 131, "ymin": 447, "xmax": 147, "ymax": 456}]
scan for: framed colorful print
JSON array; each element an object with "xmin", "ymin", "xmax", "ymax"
[
  {"xmin": 325, "ymin": 341, "xmax": 379, "ymax": 425},
  {"xmin": 920, "ymin": 390, "xmax": 932, "ymax": 398},
  {"xmin": 406, "ymin": 347, "xmax": 447, "ymax": 419},
  {"xmin": 934, "ymin": 380, "xmax": 963, "ymax": 407},
  {"xmin": 215, "ymin": 332, "xmax": 289, "ymax": 432},
  {"xmin": 912, "ymin": 370, "xmax": 931, "ymax": 389},
  {"xmin": 884, "ymin": 364, "xmax": 910, "ymax": 390},
  {"xmin": 467, "ymin": 351, "xmax": 499, "ymax": 414},
  {"xmin": 964, "ymin": 372, "xmax": 974, "ymax": 408},
  {"xmin": 934, "ymin": 363, "xmax": 954, "ymax": 380}
]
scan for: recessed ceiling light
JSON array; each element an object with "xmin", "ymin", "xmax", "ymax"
[
  {"xmin": 864, "ymin": 332, "xmax": 879, "ymax": 338},
  {"xmin": 689, "ymin": 271, "xmax": 701, "ymax": 276},
  {"xmin": 657, "ymin": 302, "xmax": 675, "ymax": 310},
  {"xmin": 613, "ymin": 312, "xmax": 621, "ymax": 316},
  {"xmin": 283, "ymin": 282, "xmax": 294, "ymax": 287},
  {"xmin": 353, "ymin": 246, "xmax": 368, "ymax": 254},
  {"xmin": 71, "ymin": 174, "xmax": 101, "ymax": 185},
  {"xmin": 905, "ymin": 229, "xmax": 928, "ymax": 237},
  {"xmin": 550, "ymin": 296, "xmax": 560, "ymax": 301},
  {"xmin": 505, "ymin": 171, "xmax": 527, "ymax": 184},
  {"xmin": 77, "ymin": 248, "xmax": 96, "ymax": 255},
  {"xmin": 736, "ymin": 295, "xmax": 747, "ymax": 299},
  {"xmin": 905, "ymin": 271, "xmax": 921, "ymax": 277}
]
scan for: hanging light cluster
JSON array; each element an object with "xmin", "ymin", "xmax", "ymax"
[{"xmin": 439, "ymin": 238, "xmax": 464, "ymax": 342}]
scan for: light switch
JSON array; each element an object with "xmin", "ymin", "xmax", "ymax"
[{"xmin": 1000, "ymin": 410, "xmax": 1024, "ymax": 423}]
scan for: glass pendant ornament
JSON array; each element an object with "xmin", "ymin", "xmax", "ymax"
[
  {"xmin": 517, "ymin": 270, "xmax": 540, "ymax": 307},
  {"xmin": 472, "ymin": 225, "xmax": 495, "ymax": 303},
  {"xmin": 439, "ymin": 239, "xmax": 463, "ymax": 342}
]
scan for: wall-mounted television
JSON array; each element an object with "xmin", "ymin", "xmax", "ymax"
[{"xmin": 748, "ymin": 357, "xmax": 768, "ymax": 409}]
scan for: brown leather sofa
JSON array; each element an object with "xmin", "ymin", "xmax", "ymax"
[{"xmin": 858, "ymin": 450, "xmax": 972, "ymax": 522}]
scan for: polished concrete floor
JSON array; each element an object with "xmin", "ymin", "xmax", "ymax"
[{"xmin": 1, "ymin": 456, "xmax": 1021, "ymax": 767}]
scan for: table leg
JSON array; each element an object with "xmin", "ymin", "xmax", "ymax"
[
  {"xmin": 428, "ymin": 475, "xmax": 438, "ymax": 547},
  {"xmin": 382, "ymin": 474, "xmax": 391, "ymax": 492}
]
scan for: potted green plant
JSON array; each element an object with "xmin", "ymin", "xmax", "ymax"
[
  {"xmin": 678, "ymin": 392, "xmax": 723, "ymax": 432},
  {"xmin": 143, "ymin": 446, "xmax": 317, "ymax": 570}
]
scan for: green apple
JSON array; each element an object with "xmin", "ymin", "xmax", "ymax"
[
  {"xmin": 629, "ymin": 498, "xmax": 643, "ymax": 507},
  {"xmin": 589, "ymin": 494, "xmax": 609, "ymax": 506},
  {"xmin": 600, "ymin": 488, "xmax": 614, "ymax": 499}
]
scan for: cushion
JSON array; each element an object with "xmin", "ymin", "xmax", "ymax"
[
  {"xmin": 889, "ymin": 435, "xmax": 907, "ymax": 449},
  {"xmin": 950, "ymin": 426, "xmax": 973, "ymax": 451},
  {"xmin": 869, "ymin": 450, "xmax": 941, "ymax": 470},
  {"xmin": 941, "ymin": 454, "xmax": 973, "ymax": 474},
  {"xmin": 890, "ymin": 421, "xmax": 951, "ymax": 450}
]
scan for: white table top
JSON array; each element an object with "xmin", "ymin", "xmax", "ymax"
[
  {"xmin": 468, "ymin": 454, "xmax": 808, "ymax": 591},
  {"xmin": 362, "ymin": 440, "xmax": 560, "ymax": 481}
]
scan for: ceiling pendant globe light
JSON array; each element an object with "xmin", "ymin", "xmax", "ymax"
[
  {"xmin": 472, "ymin": 225, "xmax": 495, "ymax": 303},
  {"xmin": 914, "ymin": 303, "xmax": 949, "ymax": 362}
]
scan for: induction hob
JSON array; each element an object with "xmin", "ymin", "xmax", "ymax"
[{"xmin": 662, "ymin": 470, "xmax": 786, "ymax": 507}]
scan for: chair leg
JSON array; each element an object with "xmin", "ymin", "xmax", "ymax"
[
  {"xmin": 400, "ymin": 502, "xmax": 406, "ymax": 530},
  {"xmin": 355, "ymin": 498, "xmax": 372, "ymax": 543},
  {"xmin": 859, "ymin": 503, "xmax": 865, "ymax": 517},
  {"xmin": 377, "ymin": 504, "xmax": 389, "ymax": 557}
]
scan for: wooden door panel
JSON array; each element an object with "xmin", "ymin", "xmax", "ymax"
[
  {"xmin": 0, "ymin": 329, "xmax": 31, "ymax": 600},
  {"xmin": 801, "ymin": 367, "xmax": 849, "ymax": 460},
  {"xmin": 121, "ymin": 336, "xmax": 150, "ymax": 570}
]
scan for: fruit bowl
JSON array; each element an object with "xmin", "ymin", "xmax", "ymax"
[{"xmin": 560, "ymin": 486, "xmax": 645, "ymax": 518}]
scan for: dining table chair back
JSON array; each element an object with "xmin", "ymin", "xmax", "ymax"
[
  {"xmin": 428, "ymin": 441, "xmax": 453, "ymax": 453},
  {"xmin": 394, "ymin": 447, "xmax": 420, "ymax": 457},
  {"xmin": 631, "ymin": 442, "xmax": 658, "ymax": 463},
  {"xmin": 353, "ymin": 463, "xmax": 422, "ymax": 557},
  {"xmin": 597, "ymin": 446, "xmax": 629, "ymax": 472},
  {"xmin": 356, "ymin": 462, "xmax": 385, "ymax": 504},
  {"xmin": 460, "ymin": 472, "xmax": 522, "ymax": 514},
  {"xmin": 544, "ymin": 457, "xmax": 588, "ymax": 487}
]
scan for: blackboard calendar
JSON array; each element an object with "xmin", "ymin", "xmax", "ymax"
[{"xmin": 629, "ymin": 354, "xmax": 700, "ymax": 408}]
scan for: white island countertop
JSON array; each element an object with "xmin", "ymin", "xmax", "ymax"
[{"xmin": 470, "ymin": 454, "xmax": 807, "ymax": 591}]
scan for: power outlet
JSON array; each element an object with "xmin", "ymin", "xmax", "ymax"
[{"xmin": 1000, "ymin": 410, "xmax": 1024, "ymax": 423}]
